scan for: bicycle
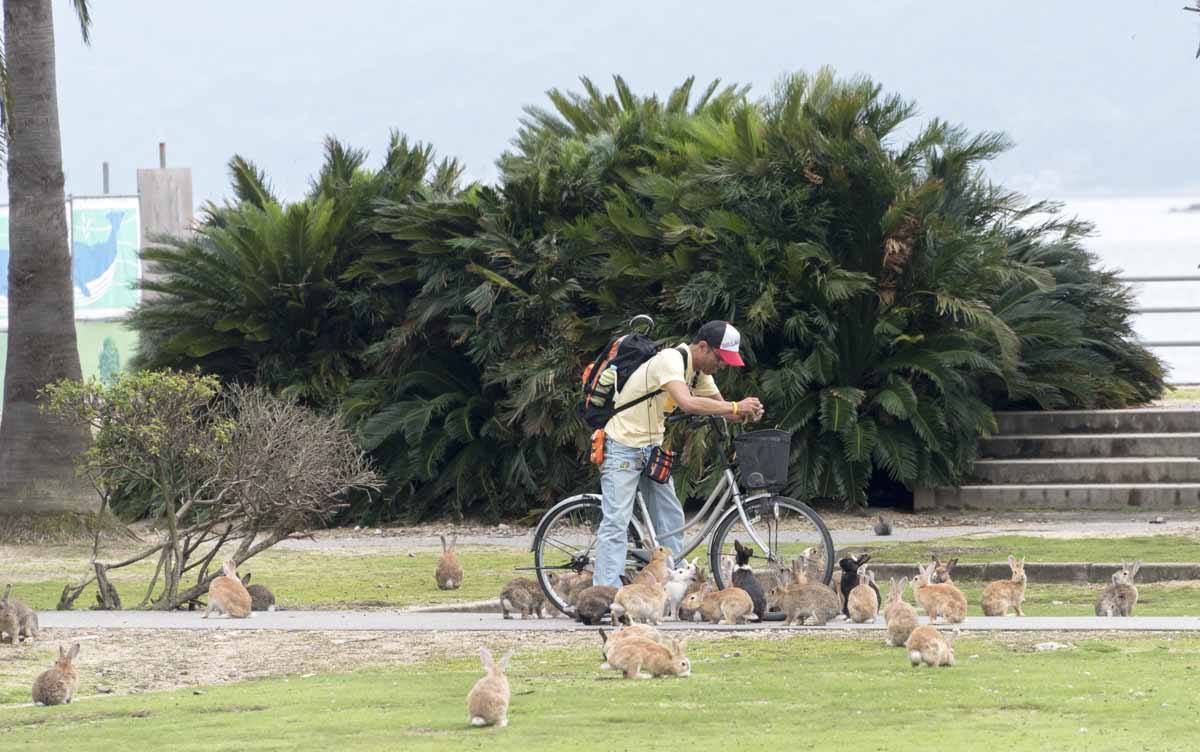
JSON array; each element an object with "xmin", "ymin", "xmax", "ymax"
[{"xmin": 529, "ymin": 413, "xmax": 835, "ymax": 619}]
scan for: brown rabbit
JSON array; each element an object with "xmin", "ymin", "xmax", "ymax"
[
  {"xmin": 467, "ymin": 647, "xmax": 513, "ymax": 727},
  {"xmin": 763, "ymin": 555, "xmax": 840, "ymax": 626},
  {"xmin": 884, "ymin": 577, "xmax": 920, "ymax": 647},
  {"xmin": 437, "ymin": 535, "xmax": 464, "ymax": 590},
  {"xmin": 598, "ymin": 625, "xmax": 673, "ymax": 661},
  {"xmin": 238, "ymin": 572, "xmax": 276, "ymax": 612},
  {"xmin": 1095, "ymin": 561, "xmax": 1141, "ymax": 617},
  {"xmin": 847, "ymin": 566, "xmax": 880, "ymax": 623},
  {"xmin": 677, "ymin": 567, "xmax": 709, "ymax": 622},
  {"xmin": 913, "ymin": 562, "xmax": 967, "ymax": 624},
  {"xmin": 680, "ymin": 583, "xmax": 755, "ymax": 625},
  {"xmin": 1, "ymin": 585, "xmax": 38, "ymax": 641},
  {"xmin": 603, "ymin": 637, "xmax": 691, "ymax": 679},
  {"xmin": 930, "ymin": 555, "xmax": 959, "ymax": 584},
  {"xmin": 32, "ymin": 644, "xmax": 80, "ymax": 705},
  {"xmin": 637, "ymin": 546, "xmax": 674, "ymax": 585},
  {"xmin": 981, "ymin": 556, "xmax": 1027, "ymax": 616},
  {"xmin": 905, "ymin": 625, "xmax": 957, "ymax": 667},
  {"xmin": 610, "ymin": 573, "xmax": 669, "ymax": 625},
  {"xmin": 574, "ymin": 585, "xmax": 618, "ymax": 626},
  {"xmin": 205, "ymin": 560, "xmax": 252, "ymax": 618},
  {"xmin": 799, "ymin": 545, "xmax": 827, "ymax": 585},
  {"xmin": 500, "ymin": 578, "xmax": 547, "ymax": 619}
]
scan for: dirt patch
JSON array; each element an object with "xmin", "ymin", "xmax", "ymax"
[{"xmin": 2, "ymin": 626, "xmax": 1193, "ymax": 707}]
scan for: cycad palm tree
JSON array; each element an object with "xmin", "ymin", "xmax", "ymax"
[
  {"xmin": 129, "ymin": 135, "xmax": 463, "ymax": 406},
  {"xmin": 0, "ymin": 0, "xmax": 96, "ymax": 516}
]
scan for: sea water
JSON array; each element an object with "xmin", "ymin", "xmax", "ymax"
[{"xmin": 1060, "ymin": 196, "xmax": 1200, "ymax": 385}]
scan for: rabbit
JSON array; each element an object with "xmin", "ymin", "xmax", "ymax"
[
  {"xmin": 467, "ymin": 647, "xmax": 513, "ymax": 727},
  {"xmin": 677, "ymin": 567, "xmax": 709, "ymax": 622},
  {"xmin": 731, "ymin": 540, "xmax": 767, "ymax": 620},
  {"xmin": 799, "ymin": 545, "xmax": 827, "ymax": 585},
  {"xmin": 628, "ymin": 546, "xmax": 676, "ymax": 587},
  {"xmin": 1, "ymin": 584, "xmax": 38, "ymax": 641},
  {"xmin": 437, "ymin": 535, "xmax": 464, "ymax": 590},
  {"xmin": 610, "ymin": 573, "xmax": 669, "ymax": 625},
  {"xmin": 204, "ymin": 560, "xmax": 252, "ymax": 618},
  {"xmin": 836, "ymin": 554, "xmax": 878, "ymax": 617},
  {"xmin": 500, "ymin": 578, "xmax": 547, "ymax": 619},
  {"xmin": 905, "ymin": 626, "xmax": 957, "ymax": 668},
  {"xmin": 847, "ymin": 566, "xmax": 880, "ymax": 623},
  {"xmin": 574, "ymin": 585, "xmax": 618, "ymax": 626},
  {"xmin": 549, "ymin": 571, "xmax": 593, "ymax": 607},
  {"xmin": 718, "ymin": 554, "xmax": 735, "ymax": 590},
  {"xmin": 913, "ymin": 562, "xmax": 967, "ymax": 624},
  {"xmin": 238, "ymin": 573, "xmax": 276, "ymax": 612},
  {"xmin": 884, "ymin": 577, "xmax": 920, "ymax": 647},
  {"xmin": 598, "ymin": 625, "xmax": 673, "ymax": 661},
  {"xmin": 603, "ymin": 637, "xmax": 691, "ymax": 679},
  {"xmin": 32, "ymin": 644, "xmax": 80, "ymax": 705},
  {"xmin": 981, "ymin": 556, "xmax": 1027, "ymax": 616},
  {"xmin": 764, "ymin": 557, "xmax": 840, "ymax": 626},
  {"xmin": 680, "ymin": 583, "xmax": 756, "ymax": 625},
  {"xmin": 1095, "ymin": 561, "xmax": 1141, "ymax": 617},
  {"xmin": 663, "ymin": 559, "xmax": 698, "ymax": 620},
  {"xmin": 0, "ymin": 605, "xmax": 18, "ymax": 645},
  {"xmin": 930, "ymin": 555, "xmax": 959, "ymax": 584}
]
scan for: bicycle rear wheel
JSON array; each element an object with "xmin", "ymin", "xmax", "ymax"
[
  {"xmin": 530, "ymin": 495, "xmax": 644, "ymax": 614},
  {"xmin": 709, "ymin": 496, "xmax": 835, "ymax": 597}
]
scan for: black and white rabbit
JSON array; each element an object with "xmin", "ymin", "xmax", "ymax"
[
  {"xmin": 836, "ymin": 553, "xmax": 879, "ymax": 617},
  {"xmin": 732, "ymin": 540, "xmax": 766, "ymax": 620}
]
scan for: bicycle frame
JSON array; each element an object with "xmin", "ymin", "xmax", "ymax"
[{"xmin": 631, "ymin": 467, "xmax": 775, "ymax": 563}]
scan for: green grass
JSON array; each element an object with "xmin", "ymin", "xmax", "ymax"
[
  {"xmin": 3, "ymin": 635, "xmax": 1200, "ymax": 751},
  {"xmin": 5, "ymin": 534, "xmax": 1200, "ymax": 614},
  {"xmin": 940, "ymin": 582, "xmax": 1200, "ymax": 617},
  {"xmin": 857, "ymin": 534, "xmax": 1200, "ymax": 565},
  {"xmin": 1162, "ymin": 386, "xmax": 1200, "ymax": 401},
  {"xmin": 3, "ymin": 545, "xmax": 534, "ymax": 611}
]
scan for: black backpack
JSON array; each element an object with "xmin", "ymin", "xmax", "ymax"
[{"xmin": 578, "ymin": 334, "xmax": 689, "ymax": 430}]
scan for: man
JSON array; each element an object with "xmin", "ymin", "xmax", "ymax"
[{"xmin": 593, "ymin": 320, "xmax": 765, "ymax": 589}]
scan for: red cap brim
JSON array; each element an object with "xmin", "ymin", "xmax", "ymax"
[{"xmin": 716, "ymin": 349, "xmax": 744, "ymax": 367}]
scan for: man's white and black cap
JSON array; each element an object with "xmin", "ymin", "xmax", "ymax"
[{"xmin": 697, "ymin": 321, "xmax": 745, "ymax": 367}]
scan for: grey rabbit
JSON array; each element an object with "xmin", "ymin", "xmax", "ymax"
[
  {"xmin": 0, "ymin": 585, "xmax": 38, "ymax": 642},
  {"xmin": 1095, "ymin": 561, "xmax": 1141, "ymax": 617},
  {"xmin": 574, "ymin": 585, "xmax": 618, "ymax": 626},
  {"xmin": 239, "ymin": 572, "xmax": 276, "ymax": 612},
  {"xmin": 500, "ymin": 577, "xmax": 547, "ymax": 619}
]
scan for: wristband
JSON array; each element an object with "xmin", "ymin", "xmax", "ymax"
[{"xmin": 731, "ymin": 401, "xmax": 739, "ymax": 416}]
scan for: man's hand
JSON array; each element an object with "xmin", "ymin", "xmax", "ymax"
[{"xmin": 736, "ymin": 397, "xmax": 764, "ymax": 422}]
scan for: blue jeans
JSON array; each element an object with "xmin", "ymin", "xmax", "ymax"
[{"xmin": 593, "ymin": 438, "xmax": 685, "ymax": 588}]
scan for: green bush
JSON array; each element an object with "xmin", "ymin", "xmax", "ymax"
[{"xmin": 128, "ymin": 70, "xmax": 1163, "ymax": 519}]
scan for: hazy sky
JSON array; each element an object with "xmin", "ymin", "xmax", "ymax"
[{"xmin": 36, "ymin": 0, "xmax": 1200, "ymax": 208}]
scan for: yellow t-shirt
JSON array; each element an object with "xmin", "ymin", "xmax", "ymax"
[{"xmin": 604, "ymin": 343, "xmax": 721, "ymax": 448}]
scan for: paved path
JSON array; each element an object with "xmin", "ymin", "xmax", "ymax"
[
  {"xmin": 36, "ymin": 610, "xmax": 1200, "ymax": 633},
  {"xmin": 278, "ymin": 513, "xmax": 1200, "ymax": 552}
]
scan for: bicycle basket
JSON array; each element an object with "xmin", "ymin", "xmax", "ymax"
[{"xmin": 732, "ymin": 429, "xmax": 793, "ymax": 490}]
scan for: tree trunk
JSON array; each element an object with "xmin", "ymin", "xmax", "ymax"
[{"xmin": 0, "ymin": 0, "xmax": 94, "ymax": 515}]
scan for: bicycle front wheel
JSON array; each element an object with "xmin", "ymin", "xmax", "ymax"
[{"xmin": 709, "ymin": 496, "xmax": 835, "ymax": 592}]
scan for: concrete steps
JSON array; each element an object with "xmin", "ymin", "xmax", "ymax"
[
  {"xmin": 971, "ymin": 457, "xmax": 1200, "ymax": 484},
  {"xmin": 979, "ymin": 433, "xmax": 1200, "ymax": 459},
  {"xmin": 996, "ymin": 409, "xmax": 1200, "ymax": 435},
  {"xmin": 917, "ymin": 409, "xmax": 1200, "ymax": 512}
]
